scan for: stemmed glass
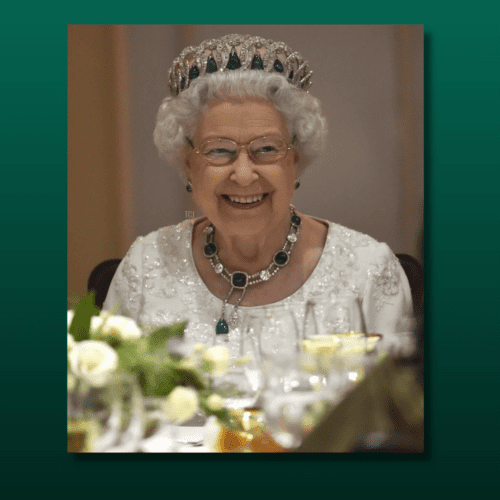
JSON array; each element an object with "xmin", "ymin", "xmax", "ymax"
[
  {"xmin": 261, "ymin": 357, "xmax": 325, "ymax": 449},
  {"xmin": 299, "ymin": 294, "xmax": 379, "ymax": 408},
  {"xmin": 239, "ymin": 302, "xmax": 326, "ymax": 449},
  {"xmin": 240, "ymin": 298, "xmax": 380, "ymax": 450},
  {"xmin": 209, "ymin": 311, "xmax": 264, "ymax": 411},
  {"xmin": 204, "ymin": 310, "xmax": 275, "ymax": 452},
  {"xmin": 247, "ymin": 302, "xmax": 303, "ymax": 362},
  {"xmin": 309, "ymin": 292, "xmax": 365, "ymax": 336},
  {"xmin": 208, "ymin": 303, "xmax": 302, "ymax": 450},
  {"xmin": 67, "ymin": 372, "xmax": 144, "ymax": 453},
  {"xmin": 312, "ymin": 293, "xmax": 382, "ymax": 400}
]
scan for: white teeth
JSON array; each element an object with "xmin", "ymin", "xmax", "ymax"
[{"xmin": 228, "ymin": 194, "xmax": 264, "ymax": 204}]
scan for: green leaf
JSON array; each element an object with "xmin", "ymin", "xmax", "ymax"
[
  {"xmin": 115, "ymin": 347, "xmax": 176, "ymax": 398},
  {"xmin": 215, "ymin": 411, "xmax": 242, "ymax": 431},
  {"xmin": 115, "ymin": 343, "xmax": 142, "ymax": 372},
  {"xmin": 201, "ymin": 360, "xmax": 212, "ymax": 373},
  {"xmin": 214, "ymin": 387, "xmax": 246, "ymax": 398},
  {"xmin": 142, "ymin": 364, "xmax": 178, "ymax": 397},
  {"xmin": 69, "ymin": 291, "xmax": 100, "ymax": 341},
  {"xmin": 146, "ymin": 322, "xmax": 187, "ymax": 352},
  {"xmin": 170, "ymin": 365, "xmax": 208, "ymax": 391},
  {"xmin": 197, "ymin": 395, "xmax": 242, "ymax": 430}
]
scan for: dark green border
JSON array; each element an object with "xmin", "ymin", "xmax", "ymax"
[{"xmin": 2, "ymin": 5, "xmax": 499, "ymax": 493}]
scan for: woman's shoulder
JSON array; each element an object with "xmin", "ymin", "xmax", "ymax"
[
  {"xmin": 308, "ymin": 217, "xmax": 397, "ymax": 278},
  {"xmin": 308, "ymin": 217, "xmax": 386, "ymax": 253},
  {"xmin": 118, "ymin": 219, "xmax": 198, "ymax": 272},
  {"xmin": 127, "ymin": 218, "xmax": 198, "ymax": 249}
]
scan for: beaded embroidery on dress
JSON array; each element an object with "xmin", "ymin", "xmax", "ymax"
[{"xmin": 104, "ymin": 218, "xmax": 414, "ymax": 361}]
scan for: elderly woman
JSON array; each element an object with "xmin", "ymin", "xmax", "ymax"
[{"xmin": 103, "ymin": 34, "xmax": 413, "ymax": 358}]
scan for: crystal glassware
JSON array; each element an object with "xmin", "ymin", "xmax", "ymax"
[
  {"xmin": 261, "ymin": 357, "xmax": 325, "ymax": 449},
  {"xmin": 298, "ymin": 294, "xmax": 383, "ymax": 404},
  {"xmin": 67, "ymin": 372, "xmax": 144, "ymax": 453},
  {"xmin": 209, "ymin": 304, "xmax": 303, "ymax": 451},
  {"xmin": 245, "ymin": 302, "xmax": 303, "ymax": 363}
]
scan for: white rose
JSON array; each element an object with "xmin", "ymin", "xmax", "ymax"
[
  {"xmin": 193, "ymin": 342, "xmax": 205, "ymax": 354},
  {"xmin": 68, "ymin": 340, "xmax": 119, "ymax": 387},
  {"xmin": 67, "ymin": 372, "xmax": 76, "ymax": 392},
  {"xmin": 67, "ymin": 310, "xmax": 75, "ymax": 331},
  {"xmin": 202, "ymin": 346, "xmax": 231, "ymax": 377},
  {"xmin": 93, "ymin": 314, "xmax": 142, "ymax": 341},
  {"xmin": 235, "ymin": 354, "xmax": 253, "ymax": 366},
  {"xmin": 161, "ymin": 387, "xmax": 199, "ymax": 424},
  {"xmin": 99, "ymin": 310, "xmax": 112, "ymax": 321},
  {"xmin": 206, "ymin": 393, "xmax": 225, "ymax": 411},
  {"xmin": 67, "ymin": 333, "xmax": 76, "ymax": 353},
  {"xmin": 90, "ymin": 315, "xmax": 104, "ymax": 333},
  {"xmin": 179, "ymin": 356, "xmax": 197, "ymax": 370}
]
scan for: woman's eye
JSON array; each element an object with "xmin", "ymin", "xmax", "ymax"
[
  {"xmin": 206, "ymin": 148, "xmax": 234, "ymax": 157},
  {"xmin": 254, "ymin": 146, "xmax": 278, "ymax": 155}
]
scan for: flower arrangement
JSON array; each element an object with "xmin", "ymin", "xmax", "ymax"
[{"xmin": 67, "ymin": 292, "xmax": 242, "ymax": 429}]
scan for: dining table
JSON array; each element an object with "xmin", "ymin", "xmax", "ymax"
[
  {"xmin": 68, "ymin": 329, "xmax": 420, "ymax": 453},
  {"xmin": 134, "ymin": 335, "xmax": 406, "ymax": 453}
]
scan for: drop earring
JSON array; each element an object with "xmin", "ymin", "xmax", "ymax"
[
  {"xmin": 294, "ymin": 179, "xmax": 300, "ymax": 190},
  {"xmin": 186, "ymin": 181, "xmax": 193, "ymax": 193}
]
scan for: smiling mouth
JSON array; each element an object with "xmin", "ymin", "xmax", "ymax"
[{"xmin": 221, "ymin": 193, "xmax": 270, "ymax": 205}]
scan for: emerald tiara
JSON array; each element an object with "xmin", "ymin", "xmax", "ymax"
[{"xmin": 168, "ymin": 34, "xmax": 313, "ymax": 96}]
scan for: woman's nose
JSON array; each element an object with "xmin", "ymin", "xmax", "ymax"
[{"xmin": 229, "ymin": 149, "xmax": 259, "ymax": 185}]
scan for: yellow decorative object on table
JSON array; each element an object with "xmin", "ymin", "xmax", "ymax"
[
  {"xmin": 206, "ymin": 409, "xmax": 274, "ymax": 452},
  {"xmin": 224, "ymin": 409, "xmax": 265, "ymax": 452},
  {"xmin": 67, "ymin": 418, "xmax": 101, "ymax": 453}
]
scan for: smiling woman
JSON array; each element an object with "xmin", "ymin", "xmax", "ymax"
[
  {"xmin": 101, "ymin": 33, "xmax": 415, "ymax": 360},
  {"xmin": 185, "ymin": 98, "xmax": 329, "ymax": 317},
  {"xmin": 188, "ymin": 100, "xmax": 297, "ymax": 233}
]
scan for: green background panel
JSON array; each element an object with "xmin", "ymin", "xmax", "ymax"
[{"xmin": 1, "ymin": 2, "xmax": 499, "ymax": 494}]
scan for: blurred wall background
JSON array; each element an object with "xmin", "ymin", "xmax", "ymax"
[{"xmin": 68, "ymin": 25, "xmax": 423, "ymax": 298}]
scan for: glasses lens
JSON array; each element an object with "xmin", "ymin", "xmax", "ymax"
[
  {"xmin": 249, "ymin": 137, "xmax": 287, "ymax": 163},
  {"xmin": 200, "ymin": 139, "xmax": 237, "ymax": 165}
]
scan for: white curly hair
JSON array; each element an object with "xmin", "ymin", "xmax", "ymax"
[{"xmin": 153, "ymin": 70, "xmax": 327, "ymax": 181}]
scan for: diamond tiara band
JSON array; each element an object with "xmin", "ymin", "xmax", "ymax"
[{"xmin": 168, "ymin": 34, "xmax": 313, "ymax": 96}]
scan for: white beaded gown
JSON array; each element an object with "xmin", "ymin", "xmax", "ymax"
[{"xmin": 103, "ymin": 217, "xmax": 414, "ymax": 361}]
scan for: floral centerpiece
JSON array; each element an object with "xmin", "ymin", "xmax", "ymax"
[{"xmin": 67, "ymin": 292, "xmax": 243, "ymax": 452}]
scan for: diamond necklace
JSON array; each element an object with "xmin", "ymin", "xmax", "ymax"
[{"xmin": 203, "ymin": 205, "xmax": 302, "ymax": 335}]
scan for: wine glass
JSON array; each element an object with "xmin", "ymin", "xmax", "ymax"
[
  {"xmin": 209, "ymin": 309, "xmax": 267, "ymax": 411},
  {"xmin": 209, "ymin": 304, "xmax": 303, "ymax": 450},
  {"xmin": 300, "ymin": 293, "xmax": 381, "ymax": 402},
  {"xmin": 311, "ymin": 292, "xmax": 364, "ymax": 335},
  {"xmin": 245, "ymin": 302, "xmax": 303, "ymax": 363},
  {"xmin": 261, "ymin": 357, "xmax": 325, "ymax": 449},
  {"xmin": 238, "ymin": 303, "xmax": 322, "ymax": 448},
  {"xmin": 67, "ymin": 372, "xmax": 144, "ymax": 453}
]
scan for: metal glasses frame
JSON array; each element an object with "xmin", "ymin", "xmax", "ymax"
[{"xmin": 188, "ymin": 136, "xmax": 294, "ymax": 166}]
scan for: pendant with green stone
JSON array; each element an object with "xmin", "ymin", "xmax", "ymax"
[{"xmin": 216, "ymin": 319, "xmax": 229, "ymax": 335}]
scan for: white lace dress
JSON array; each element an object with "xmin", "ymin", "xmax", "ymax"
[{"xmin": 103, "ymin": 217, "xmax": 414, "ymax": 360}]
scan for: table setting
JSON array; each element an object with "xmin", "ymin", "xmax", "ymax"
[{"xmin": 67, "ymin": 292, "xmax": 415, "ymax": 453}]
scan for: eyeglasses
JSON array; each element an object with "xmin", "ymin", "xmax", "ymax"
[{"xmin": 190, "ymin": 136, "xmax": 293, "ymax": 166}]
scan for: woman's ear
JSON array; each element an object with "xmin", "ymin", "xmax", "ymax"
[
  {"xmin": 184, "ymin": 137, "xmax": 195, "ymax": 172},
  {"xmin": 294, "ymin": 150, "xmax": 300, "ymax": 164},
  {"xmin": 291, "ymin": 135, "xmax": 300, "ymax": 165}
]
